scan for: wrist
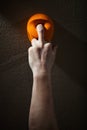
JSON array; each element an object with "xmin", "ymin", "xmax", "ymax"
[
  {"xmin": 33, "ymin": 72, "xmax": 52, "ymax": 90},
  {"xmin": 33, "ymin": 70, "xmax": 51, "ymax": 80}
]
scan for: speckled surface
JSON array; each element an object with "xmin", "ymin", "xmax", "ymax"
[{"xmin": 0, "ymin": 0, "xmax": 86, "ymax": 130}]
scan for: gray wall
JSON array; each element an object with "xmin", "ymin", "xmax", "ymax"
[{"xmin": 0, "ymin": 0, "xmax": 86, "ymax": 130}]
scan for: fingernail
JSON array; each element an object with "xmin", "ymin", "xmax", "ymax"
[{"xmin": 36, "ymin": 24, "xmax": 44, "ymax": 32}]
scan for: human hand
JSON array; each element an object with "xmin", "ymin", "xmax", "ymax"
[{"xmin": 28, "ymin": 24, "xmax": 57, "ymax": 76}]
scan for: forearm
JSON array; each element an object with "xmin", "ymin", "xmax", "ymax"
[{"xmin": 29, "ymin": 72, "xmax": 58, "ymax": 130}]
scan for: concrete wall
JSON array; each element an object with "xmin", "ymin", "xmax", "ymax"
[{"xmin": 0, "ymin": 0, "xmax": 86, "ymax": 130}]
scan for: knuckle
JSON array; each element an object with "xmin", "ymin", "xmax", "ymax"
[
  {"xmin": 39, "ymin": 42, "xmax": 43, "ymax": 48},
  {"xmin": 44, "ymin": 42, "xmax": 52, "ymax": 49},
  {"xmin": 28, "ymin": 47, "xmax": 33, "ymax": 54},
  {"xmin": 31, "ymin": 38, "xmax": 36, "ymax": 43},
  {"xmin": 34, "ymin": 47, "xmax": 40, "ymax": 53},
  {"xmin": 31, "ymin": 38, "xmax": 37, "ymax": 46}
]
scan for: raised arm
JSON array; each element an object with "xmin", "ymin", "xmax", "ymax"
[{"xmin": 28, "ymin": 24, "xmax": 58, "ymax": 130}]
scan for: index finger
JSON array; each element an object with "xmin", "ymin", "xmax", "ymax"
[{"xmin": 36, "ymin": 24, "xmax": 44, "ymax": 47}]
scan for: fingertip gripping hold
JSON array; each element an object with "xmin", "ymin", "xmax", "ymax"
[{"xmin": 27, "ymin": 13, "xmax": 54, "ymax": 42}]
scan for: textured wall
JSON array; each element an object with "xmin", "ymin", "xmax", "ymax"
[{"xmin": 0, "ymin": 0, "xmax": 86, "ymax": 130}]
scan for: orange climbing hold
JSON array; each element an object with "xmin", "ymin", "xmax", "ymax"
[{"xmin": 27, "ymin": 13, "xmax": 54, "ymax": 42}]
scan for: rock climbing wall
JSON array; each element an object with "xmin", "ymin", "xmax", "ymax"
[{"xmin": 0, "ymin": 0, "xmax": 86, "ymax": 130}]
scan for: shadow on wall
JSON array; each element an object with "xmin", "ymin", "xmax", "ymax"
[{"xmin": 53, "ymin": 20, "xmax": 85, "ymax": 88}]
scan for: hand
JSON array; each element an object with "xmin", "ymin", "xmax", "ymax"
[{"xmin": 28, "ymin": 24, "xmax": 57, "ymax": 76}]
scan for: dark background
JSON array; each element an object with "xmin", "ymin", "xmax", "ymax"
[{"xmin": 0, "ymin": 0, "xmax": 86, "ymax": 130}]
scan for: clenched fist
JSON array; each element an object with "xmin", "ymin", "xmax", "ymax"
[{"xmin": 28, "ymin": 24, "xmax": 57, "ymax": 76}]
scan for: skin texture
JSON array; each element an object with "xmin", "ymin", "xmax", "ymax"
[{"xmin": 28, "ymin": 24, "xmax": 58, "ymax": 130}]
